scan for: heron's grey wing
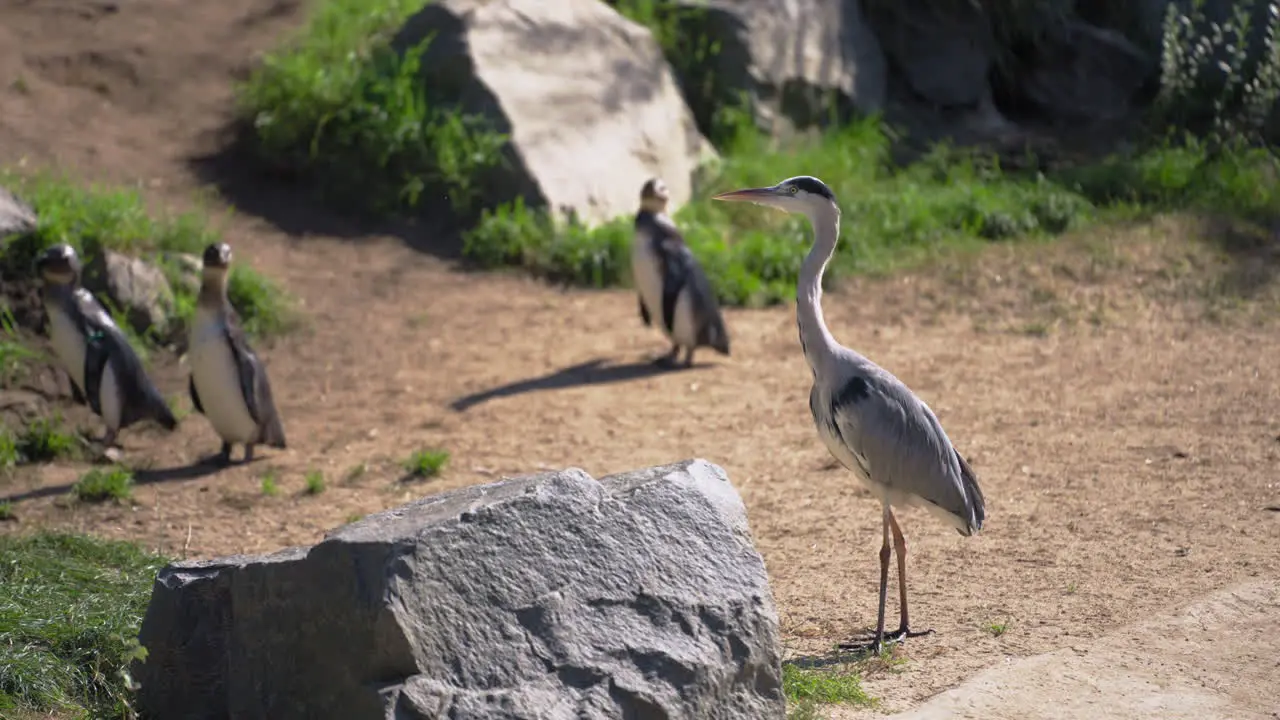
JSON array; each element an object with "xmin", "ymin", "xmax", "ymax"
[
  {"xmin": 830, "ymin": 371, "xmax": 981, "ymax": 531},
  {"xmin": 72, "ymin": 289, "xmax": 176, "ymax": 429}
]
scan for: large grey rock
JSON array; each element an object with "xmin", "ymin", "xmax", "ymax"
[
  {"xmin": 865, "ymin": 0, "xmax": 996, "ymax": 109},
  {"xmin": 1013, "ymin": 21, "xmax": 1154, "ymax": 124},
  {"xmin": 664, "ymin": 0, "xmax": 886, "ymax": 137},
  {"xmin": 0, "ymin": 185, "xmax": 36, "ymax": 239},
  {"xmin": 392, "ymin": 0, "xmax": 715, "ymax": 227},
  {"xmin": 134, "ymin": 459, "xmax": 784, "ymax": 720},
  {"xmin": 84, "ymin": 249, "xmax": 176, "ymax": 337}
]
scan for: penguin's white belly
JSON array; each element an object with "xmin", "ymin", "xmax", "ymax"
[
  {"xmin": 47, "ymin": 308, "xmax": 88, "ymax": 393},
  {"xmin": 99, "ymin": 362, "xmax": 122, "ymax": 430},
  {"xmin": 631, "ymin": 233, "xmax": 667, "ymax": 337},
  {"xmin": 189, "ymin": 324, "xmax": 258, "ymax": 444},
  {"xmin": 670, "ymin": 289, "xmax": 699, "ymax": 348}
]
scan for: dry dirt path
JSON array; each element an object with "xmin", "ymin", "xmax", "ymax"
[{"xmin": 2, "ymin": 0, "xmax": 1279, "ymax": 715}]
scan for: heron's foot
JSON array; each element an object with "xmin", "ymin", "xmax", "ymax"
[{"xmin": 836, "ymin": 626, "xmax": 934, "ymax": 656}]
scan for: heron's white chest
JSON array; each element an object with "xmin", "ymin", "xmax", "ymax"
[
  {"xmin": 189, "ymin": 308, "xmax": 258, "ymax": 443},
  {"xmin": 46, "ymin": 305, "xmax": 88, "ymax": 393},
  {"xmin": 632, "ymin": 231, "xmax": 666, "ymax": 330}
]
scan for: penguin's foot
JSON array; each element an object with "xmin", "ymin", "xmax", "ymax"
[
  {"xmin": 682, "ymin": 348, "xmax": 695, "ymax": 368},
  {"xmin": 244, "ymin": 444, "xmax": 255, "ymax": 464},
  {"xmin": 213, "ymin": 442, "xmax": 233, "ymax": 467},
  {"xmin": 653, "ymin": 345, "xmax": 680, "ymax": 368}
]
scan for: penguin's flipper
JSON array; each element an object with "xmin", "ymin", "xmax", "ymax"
[
  {"xmin": 638, "ymin": 295, "xmax": 651, "ymax": 327},
  {"xmin": 685, "ymin": 256, "xmax": 730, "ymax": 355},
  {"xmin": 72, "ymin": 289, "xmax": 175, "ymax": 430},
  {"xmin": 659, "ymin": 239, "xmax": 691, "ymax": 335},
  {"xmin": 81, "ymin": 329, "xmax": 108, "ymax": 418},
  {"xmin": 223, "ymin": 322, "xmax": 286, "ymax": 449},
  {"xmin": 188, "ymin": 375, "xmax": 204, "ymax": 415}
]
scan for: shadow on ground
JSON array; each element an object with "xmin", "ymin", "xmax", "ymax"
[
  {"xmin": 186, "ymin": 127, "xmax": 466, "ymax": 260},
  {"xmin": 0, "ymin": 458, "xmax": 230, "ymax": 505},
  {"xmin": 449, "ymin": 357, "xmax": 713, "ymax": 412}
]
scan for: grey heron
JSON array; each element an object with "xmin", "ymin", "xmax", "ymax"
[
  {"xmin": 632, "ymin": 178, "xmax": 730, "ymax": 367},
  {"xmin": 713, "ymin": 176, "xmax": 986, "ymax": 654}
]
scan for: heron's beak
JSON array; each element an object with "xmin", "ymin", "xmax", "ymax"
[{"xmin": 712, "ymin": 186, "xmax": 783, "ymax": 204}]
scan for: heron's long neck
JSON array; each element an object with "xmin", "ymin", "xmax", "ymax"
[{"xmin": 797, "ymin": 203, "xmax": 842, "ymax": 375}]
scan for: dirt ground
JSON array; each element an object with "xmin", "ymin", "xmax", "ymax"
[{"xmin": 2, "ymin": 0, "xmax": 1280, "ymax": 715}]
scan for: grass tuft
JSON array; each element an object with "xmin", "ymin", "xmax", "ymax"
[
  {"xmin": 0, "ymin": 501, "xmax": 13, "ymax": 521},
  {"xmin": 260, "ymin": 471, "xmax": 280, "ymax": 497},
  {"xmin": 783, "ymin": 662, "xmax": 874, "ymax": 709},
  {"xmin": 70, "ymin": 466, "xmax": 135, "ymax": 504},
  {"xmin": 983, "ymin": 620, "xmax": 1011, "ymax": 638},
  {"xmin": 3, "ymin": 415, "xmax": 80, "ymax": 466},
  {"xmin": 0, "ymin": 532, "xmax": 166, "ymax": 719},
  {"xmin": 402, "ymin": 448, "xmax": 448, "ymax": 479},
  {"xmin": 0, "ymin": 169, "xmax": 296, "ymax": 344},
  {"xmin": 303, "ymin": 469, "xmax": 326, "ymax": 495}
]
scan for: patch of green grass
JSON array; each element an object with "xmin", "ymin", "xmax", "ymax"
[
  {"xmin": 345, "ymin": 512, "xmax": 364, "ymax": 524},
  {"xmin": 402, "ymin": 448, "xmax": 448, "ymax": 479},
  {"xmin": 0, "ymin": 307, "xmax": 40, "ymax": 386},
  {"xmin": 236, "ymin": 0, "xmax": 507, "ymax": 219},
  {"xmin": 782, "ymin": 662, "xmax": 873, "ymax": 709},
  {"xmin": 983, "ymin": 620, "xmax": 1011, "ymax": 638},
  {"xmin": 0, "ymin": 169, "xmax": 296, "ymax": 344},
  {"xmin": 303, "ymin": 469, "xmax": 326, "ymax": 495},
  {"xmin": 260, "ymin": 471, "xmax": 280, "ymax": 497},
  {"xmin": 0, "ymin": 532, "xmax": 165, "ymax": 719},
  {"xmin": 463, "ymin": 119, "xmax": 1280, "ymax": 307},
  {"xmin": 70, "ymin": 466, "xmax": 135, "ymax": 504},
  {"xmin": 0, "ymin": 502, "xmax": 13, "ymax": 521},
  {"xmin": 5, "ymin": 415, "xmax": 79, "ymax": 465},
  {"xmin": 344, "ymin": 462, "xmax": 367, "ymax": 484}
]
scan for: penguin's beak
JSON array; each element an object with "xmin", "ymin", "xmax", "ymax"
[{"xmin": 711, "ymin": 185, "xmax": 787, "ymax": 209}]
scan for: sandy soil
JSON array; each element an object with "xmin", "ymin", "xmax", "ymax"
[{"xmin": 2, "ymin": 0, "xmax": 1279, "ymax": 715}]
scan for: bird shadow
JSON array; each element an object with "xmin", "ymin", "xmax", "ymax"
[
  {"xmin": 0, "ymin": 456, "xmax": 236, "ymax": 505},
  {"xmin": 448, "ymin": 356, "xmax": 713, "ymax": 412},
  {"xmin": 784, "ymin": 646, "xmax": 882, "ymax": 670}
]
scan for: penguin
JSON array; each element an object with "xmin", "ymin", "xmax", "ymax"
[
  {"xmin": 35, "ymin": 243, "xmax": 178, "ymax": 449},
  {"xmin": 187, "ymin": 242, "xmax": 286, "ymax": 465},
  {"xmin": 631, "ymin": 177, "xmax": 730, "ymax": 367}
]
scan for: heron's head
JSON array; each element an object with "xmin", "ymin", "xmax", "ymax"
[
  {"xmin": 34, "ymin": 244, "xmax": 81, "ymax": 286},
  {"xmin": 711, "ymin": 175, "xmax": 837, "ymax": 217},
  {"xmin": 639, "ymin": 177, "xmax": 670, "ymax": 213}
]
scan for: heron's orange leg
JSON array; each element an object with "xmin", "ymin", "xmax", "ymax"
[{"xmin": 887, "ymin": 508, "xmax": 935, "ymax": 640}]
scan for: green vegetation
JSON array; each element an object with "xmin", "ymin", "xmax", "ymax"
[
  {"xmin": 71, "ymin": 466, "xmax": 135, "ymax": 504},
  {"xmin": 0, "ymin": 170, "xmax": 295, "ymax": 344},
  {"xmin": 783, "ymin": 662, "xmax": 874, "ymax": 717},
  {"xmin": 983, "ymin": 620, "xmax": 1011, "ymax": 638},
  {"xmin": 0, "ymin": 532, "xmax": 165, "ymax": 719},
  {"xmin": 1, "ymin": 414, "xmax": 80, "ymax": 467},
  {"xmin": 236, "ymin": 0, "xmax": 507, "ymax": 218},
  {"xmin": 303, "ymin": 469, "xmax": 326, "ymax": 495},
  {"xmin": 261, "ymin": 471, "xmax": 280, "ymax": 497},
  {"xmin": 240, "ymin": 0, "xmax": 1280, "ymax": 308},
  {"xmin": 403, "ymin": 448, "xmax": 448, "ymax": 479},
  {"xmin": 0, "ymin": 501, "xmax": 13, "ymax": 521}
]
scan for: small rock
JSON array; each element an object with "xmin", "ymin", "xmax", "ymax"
[
  {"xmin": 84, "ymin": 250, "xmax": 177, "ymax": 337},
  {"xmin": 0, "ymin": 186, "xmax": 37, "ymax": 239}
]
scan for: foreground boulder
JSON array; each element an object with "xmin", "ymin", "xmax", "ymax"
[
  {"xmin": 392, "ymin": 0, "xmax": 714, "ymax": 226},
  {"xmin": 134, "ymin": 459, "xmax": 784, "ymax": 719},
  {"xmin": 665, "ymin": 0, "xmax": 886, "ymax": 137}
]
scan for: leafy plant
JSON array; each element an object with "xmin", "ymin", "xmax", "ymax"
[
  {"xmin": 403, "ymin": 448, "xmax": 449, "ymax": 479},
  {"xmin": 71, "ymin": 466, "xmax": 135, "ymax": 503}
]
